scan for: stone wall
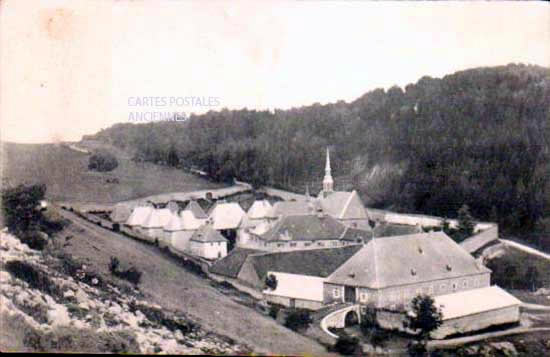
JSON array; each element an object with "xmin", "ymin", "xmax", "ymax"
[
  {"xmin": 371, "ymin": 273, "xmax": 491, "ymax": 308},
  {"xmin": 324, "ymin": 273, "xmax": 491, "ymax": 308},
  {"xmin": 460, "ymin": 226, "xmax": 499, "ymax": 253},
  {"xmin": 264, "ymin": 294, "xmax": 324, "ymax": 310},
  {"xmin": 432, "ymin": 306, "xmax": 520, "ymax": 339}
]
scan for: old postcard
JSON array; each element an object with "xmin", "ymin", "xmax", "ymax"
[{"xmin": 1, "ymin": 0, "xmax": 549, "ymax": 355}]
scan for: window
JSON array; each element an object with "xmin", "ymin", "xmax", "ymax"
[
  {"xmin": 463, "ymin": 280, "xmax": 468, "ymax": 288},
  {"xmin": 333, "ymin": 288, "xmax": 340, "ymax": 298},
  {"xmin": 360, "ymin": 292, "xmax": 368, "ymax": 303},
  {"xmin": 317, "ymin": 242, "xmax": 324, "ymax": 246},
  {"xmin": 277, "ymin": 243, "xmax": 283, "ymax": 247},
  {"xmin": 440, "ymin": 283, "xmax": 447, "ymax": 291},
  {"xmin": 304, "ymin": 242, "xmax": 311, "ymax": 247},
  {"xmin": 452, "ymin": 282, "xmax": 458, "ymax": 290},
  {"xmin": 289, "ymin": 243, "xmax": 297, "ymax": 247}
]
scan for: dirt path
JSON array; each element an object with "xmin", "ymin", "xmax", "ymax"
[
  {"xmin": 500, "ymin": 239, "xmax": 550, "ymax": 261},
  {"xmin": 54, "ymin": 207, "xmax": 334, "ymax": 356}
]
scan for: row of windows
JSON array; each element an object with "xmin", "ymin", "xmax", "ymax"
[{"xmin": 331, "ymin": 276, "xmax": 487, "ymax": 302}]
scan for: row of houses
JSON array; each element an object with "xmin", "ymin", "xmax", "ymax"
[{"xmin": 107, "ymin": 147, "xmax": 517, "ymax": 339}]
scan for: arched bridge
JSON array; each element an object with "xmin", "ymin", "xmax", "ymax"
[{"xmin": 320, "ymin": 304, "xmax": 362, "ymax": 338}]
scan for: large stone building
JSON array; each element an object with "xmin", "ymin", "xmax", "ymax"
[{"xmin": 324, "ymin": 232, "xmax": 491, "ymax": 308}]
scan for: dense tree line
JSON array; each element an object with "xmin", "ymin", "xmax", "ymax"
[{"xmin": 86, "ymin": 64, "xmax": 550, "ymax": 237}]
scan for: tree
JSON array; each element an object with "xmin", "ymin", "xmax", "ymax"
[
  {"xmin": 525, "ymin": 266, "xmax": 541, "ymax": 292},
  {"xmin": 332, "ymin": 334, "xmax": 361, "ymax": 356},
  {"xmin": 284, "ymin": 309, "xmax": 312, "ymax": 332},
  {"xmin": 457, "ymin": 204, "xmax": 475, "ymax": 241},
  {"xmin": 88, "ymin": 150, "xmax": 118, "ymax": 172},
  {"xmin": 404, "ymin": 294, "xmax": 443, "ymax": 352},
  {"xmin": 264, "ymin": 274, "xmax": 278, "ymax": 291},
  {"xmin": 360, "ymin": 304, "xmax": 389, "ymax": 348},
  {"xmin": 1, "ymin": 183, "xmax": 46, "ymax": 233}
]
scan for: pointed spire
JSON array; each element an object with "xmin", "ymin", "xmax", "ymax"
[
  {"xmin": 322, "ymin": 147, "xmax": 334, "ymax": 195},
  {"xmin": 325, "ymin": 147, "xmax": 331, "ymax": 172}
]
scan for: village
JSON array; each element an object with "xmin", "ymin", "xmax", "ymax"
[{"xmin": 58, "ymin": 147, "xmax": 539, "ymax": 352}]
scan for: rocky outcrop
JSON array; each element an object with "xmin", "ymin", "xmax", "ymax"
[{"xmin": 0, "ymin": 231, "xmax": 249, "ymax": 354}]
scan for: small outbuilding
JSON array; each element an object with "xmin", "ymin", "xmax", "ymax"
[{"xmin": 189, "ymin": 224, "xmax": 228, "ymax": 260}]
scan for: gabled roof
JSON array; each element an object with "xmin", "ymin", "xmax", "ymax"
[
  {"xmin": 185, "ymin": 200, "xmax": 208, "ymax": 219},
  {"xmin": 142, "ymin": 208, "xmax": 174, "ymax": 229},
  {"xmin": 180, "ymin": 210, "xmax": 206, "ymax": 230},
  {"xmin": 248, "ymin": 245, "xmax": 363, "ymax": 279},
  {"xmin": 247, "ymin": 200, "xmax": 272, "ymax": 219},
  {"xmin": 341, "ymin": 226, "xmax": 373, "ymax": 242},
  {"xmin": 110, "ymin": 203, "xmax": 132, "ymax": 223},
  {"xmin": 209, "ymin": 248, "xmax": 262, "ymax": 278},
  {"xmin": 373, "ymin": 223, "xmax": 420, "ymax": 238},
  {"xmin": 126, "ymin": 206, "xmax": 154, "ymax": 227},
  {"xmin": 209, "ymin": 202, "xmax": 246, "ymax": 230},
  {"xmin": 166, "ymin": 201, "xmax": 180, "ymax": 214},
  {"xmin": 190, "ymin": 225, "xmax": 228, "ymax": 243},
  {"xmin": 267, "ymin": 201, "xmax": 315, "ymax": 218},
  {"xmin": 327, "ymin": 232, "xmax": 491, "ymax": 289},
  {"xmin": 164, "ymin": 213, "xmax": 183, "ymax": 232},
  {"xmin": 260, "ymin": 214, "xmax": 347, "ymax": 242},
  {"xmin": 434, "ymin": 286, "xmax": 521, "ymax": 320},
  {"xmin": 319, "ymin": 190, "xmax": 369, "ymax": 220}
]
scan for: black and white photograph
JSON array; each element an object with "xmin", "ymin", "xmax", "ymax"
[{"xmin": 1, "ymin": 0, "xmax": 549, "ymax": 355}]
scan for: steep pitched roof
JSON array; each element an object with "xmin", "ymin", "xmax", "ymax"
[
  {"xmin": 164, "ymin": 213, "xmax": 183, "ymax": 232},
  {"xmin": 267, "ymin": 201, "xmax": 315, "ymax": 218},
  {"xmin": 185, "ymin": 200, "xmax": 208, "ymax": 219},
  {"xmin": 110, "ymin": 203, "xmax": 132, "ymax": 223},
  {"xmin": 209, "ymin": 202, "xmax": 246, "ymax": 230},
  {"xmin": 341, "ymin": 226, "xmax": 373, "ymax": 242},
  {"xmin": 190, "ymin": 225, "xmax": 228, "ymax": 243},
  {"xmin": 327, "ymin": 232, "xmax": 491, "ymax": 289},
  {"xmin": 166, "ymin": 201, "xmax": 180, "ymax": 214},
  {"xmin": 209, "ymin": 248, "xmax": 262, "ymax": 278},
  {"xmin": 373, "ymin": 223, "xmax": 420, "ymax": 238},
  {"xmin": 319, "ymin": 190, "xmax": 369, "ymax": 220},
  {"xmin": 142, "ymin": 208, "xmax": 174, "ymax": 229},
  {"xmin": 247, "ymin": 200, "xmax": 272, "ymax": 219},
  {"xmin": 126, "ymin": 206, "xmax": 154, "ymax": 227},
  {"xmin": 180, "ymin": 210, "xmax": 206, "ymax": 230},
  {"xmin": 248, "ymin": 245, "xmax": 363, "ymax": 279},
  {"xmin": 260, "ymin": 214, "xmax": 347, "ymax": 242}
]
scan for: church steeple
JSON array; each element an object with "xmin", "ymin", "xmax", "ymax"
[{"xmin": 322, "ymin": 147, "xmax": 334, "ymax": 195}]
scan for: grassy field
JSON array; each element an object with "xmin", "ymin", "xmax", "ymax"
[
  {"xmin": 52, "ymin": 207, "xmax": 334, "ymax": 356},
  {"xmin": 1, "ymin": 142, "xmax": 223, "ymax": 204}
]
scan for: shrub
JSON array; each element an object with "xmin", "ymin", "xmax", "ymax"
[
  {"xmin": 107, "ymin": 256, "xmax": 142, "ymax": 285},
  {"xmin": 19, "ymin": 230, "xmax": 49, "ymax": 250},
  {"xmin": 332, "ymin": 334, "xmax": 361, "ymax": 355},
  {"xmin": 265, "ymin": 274, "xmax": 278, "ymax": 290},
  {"xmin": 109, "ymin": 257, "xmax": 120, "ymax": 274},
  {"xmin": 1, "ymin": 184, "xmax": 46, "ymax": 233},
  {"xmin": 5, "ymin": 260, "xmax": 60, "ymax": 297},
  {"xmin": 360, "ymin": 305, "xmax": 389, "ymax": 347},
  {"xmin": 268, "ymin": 304, "xmax": 279, "ymax": 319},
  {"xmin": 88, "ymin": 151, "xmax": 118, "ymax": 172},
  {"xmin": 284, "ymin": 309, "xmax": 312, "ymax": 332}
]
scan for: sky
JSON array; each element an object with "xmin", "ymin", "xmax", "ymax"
[{"xmin": 1, "ymin": 0, "xmax": 549, "ymax": 143}]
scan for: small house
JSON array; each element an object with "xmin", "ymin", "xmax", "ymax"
[{"xmin": 189, "ymin": 224, "xmax": 228, "ymax": 260}]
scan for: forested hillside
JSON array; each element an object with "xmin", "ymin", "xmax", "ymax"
[{"xmin": 86, "ymin": 64, "xmax": 550, "ymax": 237}]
